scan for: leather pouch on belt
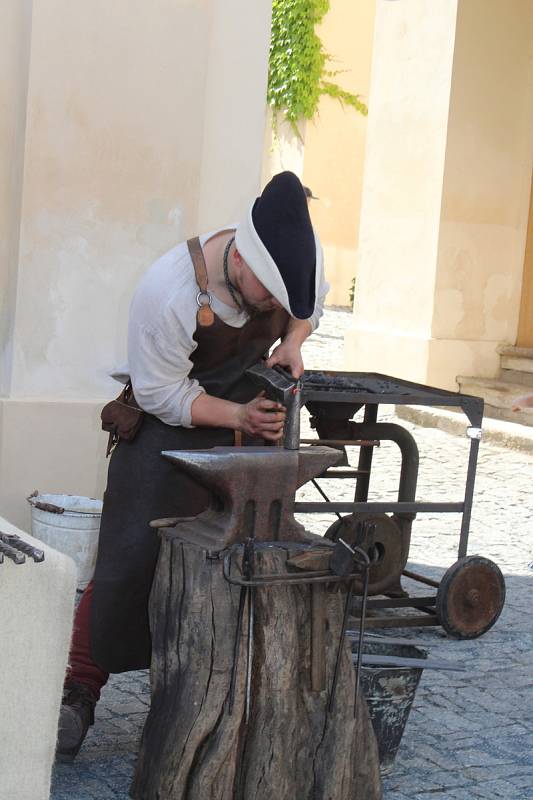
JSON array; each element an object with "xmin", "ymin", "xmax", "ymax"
[{"xmin": 101, "ymin": 382, "xmax": 144, "ymax": 456}]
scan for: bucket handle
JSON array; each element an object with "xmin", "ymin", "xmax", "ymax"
[
  {"xmin": 27, "ymin": 491, "xmax": 65, "ymax": 514},
  {"xmin": 26, "ymin": 490, "xmax": 100, "ymax": 516}
]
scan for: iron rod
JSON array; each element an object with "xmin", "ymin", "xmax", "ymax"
[
  {"xmin": 458, "ymin": 436, "xmax": 480, "ymax": 558},
  {"xmin": 317, "ymin": 469, "xmax": 369, "ymax": 479},
  {"xmin": 245, "ymin": 583, "xmax": 254, "ymax": 724},
  {"xmin": 223, "ymin": 561, "xmax": 364, "ymax": 587},
  {"xmin": 402, "ymin": 569, "xmax": 440, "ymax": 589},
  {"xmin": 228, "ymin": 587, "xmax": 247, "ymax": 715},
  {"xmin": 328, "ymin": 579, "xmax": 355, "ymax": 714},
  {"xmin": 295, "ymin": 501, "xmax": 464, "ymax": 514},
  {"xmin": 301, "ymin": 438, "xmax": 380, "ymax": 447},
  {"xmin": 354, "ymin": 566, "xmax": 370, "ymax": 719},
  {"xmin": 311, "ymin": 479, "xmax": 342, "ymax": 520},
  {"xmin": 352, "ymin": 615, "xmax": 438, "ymax": 628},
  {"xmin": 354, "ymin": 595, "xmax": 436, "ymax": 609}
]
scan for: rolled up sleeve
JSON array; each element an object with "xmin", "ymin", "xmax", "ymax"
[{"xmin": 128, "ymin": 322, "xmax": 204, "ymax": 428}]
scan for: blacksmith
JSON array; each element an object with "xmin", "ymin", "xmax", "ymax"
[{"xmin": 56, "ymin": 171, "xmax": 328, "ymax": 761}]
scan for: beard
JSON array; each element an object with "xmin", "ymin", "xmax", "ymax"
[{"xmin": 241, "ymin": 297, "xmax": 280, "ymax": 318}]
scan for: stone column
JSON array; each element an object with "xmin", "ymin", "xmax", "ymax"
[{"xmin": 345, "ymin": 0, "xmax": 533, "ymax": 390}]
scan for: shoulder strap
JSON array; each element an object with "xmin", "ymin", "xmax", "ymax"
[
  {"xmin": 187, "ymin": 237, "xmax": 215, "ymax": 327},
  {"xmin": 187, "ymin": 237, "xmax": 208, "ymax": 292}
]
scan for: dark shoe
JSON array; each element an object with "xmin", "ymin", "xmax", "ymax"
[{"xmin": 56, "ymin": 683, "xmax": 97, "ymax": 763}]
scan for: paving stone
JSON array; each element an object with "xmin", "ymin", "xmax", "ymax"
[
  {"xmin": 468, "ymin": 779, "xmax": 530, "ymax": 799},
  {"xmin": 50, "ymin": 308, "xmax": 533, "ymax": 799},
  {"xmin": 411, "ymin": 791, "xmax": 476, "ymax": 800}
]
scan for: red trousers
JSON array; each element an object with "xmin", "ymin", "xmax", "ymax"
[{"xmin": 66, "ymin": 581, "xmax": 109, "ymax": 701}]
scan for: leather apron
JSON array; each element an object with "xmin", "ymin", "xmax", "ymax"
[{"xmin": 90, "ymin": 243, "xmax": 288, "ymax": 673}]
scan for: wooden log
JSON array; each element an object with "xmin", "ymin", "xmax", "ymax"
[{"xmin": 131, "ymin": 537, "xmax": 382, "ymax": 800}]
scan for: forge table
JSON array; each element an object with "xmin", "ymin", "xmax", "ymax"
[{"xmin": 294, "ymin": 371, "xmax": 505, "ymax": 638}]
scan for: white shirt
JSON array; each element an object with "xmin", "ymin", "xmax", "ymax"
[{"xmin": 116, "ymin": 228, "xmax": 328, "ymax": 427}]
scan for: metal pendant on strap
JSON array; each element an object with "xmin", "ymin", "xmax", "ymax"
[{"xmin": 196, "ymin": 290, "xmax": 215, "ymax": 327}]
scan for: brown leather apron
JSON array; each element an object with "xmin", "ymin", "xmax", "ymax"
[{"xmin": 90, "ymin": 238, "xmax": 288, "ymax": 673}]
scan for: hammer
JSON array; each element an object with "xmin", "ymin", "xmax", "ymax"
[
  {"xmin": 245, "ymin": 363, "xmax": 333, "ymax": 695},
  {"xmin": 245, "ymin": 362, "xmax": 302, "ymax": 450}
]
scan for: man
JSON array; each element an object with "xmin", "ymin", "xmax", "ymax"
[{"xmin": 57, "ymin": 171, "xmax": 328, "ymax": 761}]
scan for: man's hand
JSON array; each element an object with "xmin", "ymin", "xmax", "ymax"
[
  {"xmin": 265, "ymin": 319, "xmax": 312, "ymax": 378},
  {"xmin": 236, "ymin": 392, "xmax": 286, "ymax": 441},
  {"xmin": 266, "ymin": 338, "xmax": 305, "ymax": 379},
  {"xmin": 191, "ymin": 391, "xmax": 285, "ymax": 438}
]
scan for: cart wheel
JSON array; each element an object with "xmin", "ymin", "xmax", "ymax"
[{"xmin": 436, "ymin": 556, "xmax": 505, "ymax": 639}]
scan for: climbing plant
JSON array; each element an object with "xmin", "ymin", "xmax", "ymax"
[{"xmin": 267, "ymin": 0, "xmax": 367, "ymax": 139}]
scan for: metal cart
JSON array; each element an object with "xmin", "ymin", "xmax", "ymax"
[{"xmin": 295, "ymin": 371, "xmax": 506, "ymax": 639}]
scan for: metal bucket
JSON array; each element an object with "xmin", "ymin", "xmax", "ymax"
[
  {"xmin": 352, "ymin": 636, "xmax": 428, "ymax": 775},
  {"xmin": 27, "ymin": 493, "xmax": 102, "ymax": 590}
]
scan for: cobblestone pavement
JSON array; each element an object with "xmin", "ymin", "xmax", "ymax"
[{"xmin": 51, "ymin": 308, "xmax": 533, "ymax": 800}]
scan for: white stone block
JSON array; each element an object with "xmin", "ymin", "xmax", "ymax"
[{"xmin": 0, "ymin": 515, "xmax": 77, "ymax": 800}]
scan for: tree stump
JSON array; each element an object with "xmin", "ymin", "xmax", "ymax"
[{"xmin": 131, "ymin": 447, "xmax": 382, "ymax": 800}]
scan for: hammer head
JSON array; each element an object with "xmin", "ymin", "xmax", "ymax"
[
  {"xmin": 245, "ymin": 362, "xmax": 301, "ymax": 450},
  {"xmin": 246, "ymin": 362, "xmax": 295, "ymax": 404}
]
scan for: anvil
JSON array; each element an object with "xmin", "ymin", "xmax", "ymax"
[{"xmin": 158, "ymin": 445, "xmax": 342, "ymax": 552}]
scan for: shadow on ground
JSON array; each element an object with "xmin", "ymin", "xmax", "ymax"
[{"xmin": 51, "ymin": 561, "xmax": 532, "ymax": 800}]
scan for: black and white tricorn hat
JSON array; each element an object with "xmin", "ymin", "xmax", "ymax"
[{"xmin": 235, "ymin": 171, "xmax": 322, "ymax": 320}]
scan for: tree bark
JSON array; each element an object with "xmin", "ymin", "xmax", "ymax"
[{"xmin": 131, "ymin": 537, "xmax": 382, "ymax": 800}]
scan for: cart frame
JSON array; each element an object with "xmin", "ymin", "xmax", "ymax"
[{"xmin": 294, "ymin": 371, "xmax": 486, "ymax": 631}]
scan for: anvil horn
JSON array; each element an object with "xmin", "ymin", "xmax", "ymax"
[
  {"xmin": 162, "ymin": 449, "xmax": 238, "ymax": 492},
  {"xmin": 296, "ymin": 446, "xmax": 343, "ymax": 488}
]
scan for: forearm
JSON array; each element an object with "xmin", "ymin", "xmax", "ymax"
[
  {"xmin": 284, "ymin": 317, "xmax": 312, "ymax": 345},
  {"xmin": 191, "ymin": 391, "xmax": 286, "ymax": 440},
  {"xmin": 190, "ymin": 393, "xmax": 240, "ymax": 429}
]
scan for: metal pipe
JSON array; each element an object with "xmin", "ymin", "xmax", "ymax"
[
  {"xmin": 355, "ymin": 405, "xmax": 378, "ymax": 502},
  {"xmin": 350, "ymin": 422, "xmax": 420, "ymax": 517}
]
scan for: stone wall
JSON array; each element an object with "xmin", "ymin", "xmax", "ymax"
[{"xmin": 0, "ymin": 0, "xmax": 273, "ymax": 527}]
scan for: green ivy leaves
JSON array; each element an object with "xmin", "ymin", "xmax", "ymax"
[{"xmin": 267, "ymin": 0, "xmax": 367, "ymax": 139}]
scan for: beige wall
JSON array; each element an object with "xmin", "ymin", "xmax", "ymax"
[
  {"xmin": 198, "ymin": 0, "xmax": 272, "ymax": 231},
  {"xmin": 0, "ymin": 0, "xmax": 273, "ymax": 528},
  {"xmin": 0, "ymin": 1, "xmax": 32, "ymax": 396},
  {"xmin": 11, "ymin": 0, "xmax": 211, "ymax": 401},
  {"xmin": 345, "ymin": 0, "xmax": 533, "ymax": 389},
  {"xmin": 433, "ymin": 0, "xmax": 533, "ymax": 349},
  {"xmin": 303, "ymin": 0, "xmax": 375, "ymax": 307},
  {"xmin": 263, "ymin": 0, "xmax": 376, "ymax": 307}
]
